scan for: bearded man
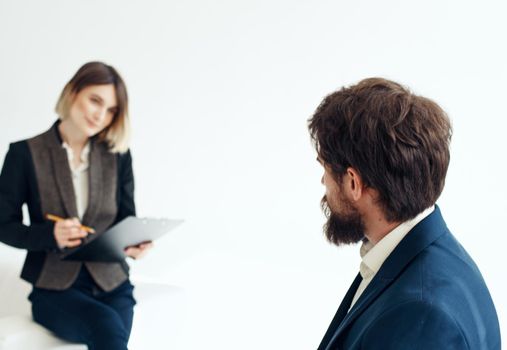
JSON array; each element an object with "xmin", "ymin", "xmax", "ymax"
[{"xmin": 309, "ymin": 78, "xmax": 500, "ymax": 350}]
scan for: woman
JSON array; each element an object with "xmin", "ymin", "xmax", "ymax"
[{"xmin": 0, "ymin": 62, "xmax": 151, "ymax": 349}]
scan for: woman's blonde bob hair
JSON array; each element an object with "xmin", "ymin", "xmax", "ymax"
[{"xmin": 55, "ymin": 61, "xmax": 130, "ymax": 153}]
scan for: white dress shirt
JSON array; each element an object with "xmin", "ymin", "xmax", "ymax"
[
  {"xmin": 349, "ymin": 206, "xmax": 435, "ymax": 310},
  {"xmin": 62, "ymin": 142, "xmax": 90, "ymax": 220}
]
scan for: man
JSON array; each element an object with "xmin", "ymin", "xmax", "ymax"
[{"xmin": 308, "ymin": 78, "xmax": 500, "ymax": 349}]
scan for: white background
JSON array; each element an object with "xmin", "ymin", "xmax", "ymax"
[{"xmin": 0, "ymin": 0, "xmax": 505, "ymax": 348}]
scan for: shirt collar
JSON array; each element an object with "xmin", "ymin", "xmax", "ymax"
[
  {"xmin": 359, "ymin": 205, "xmax": 435, "ymax": 279},
  {"xmin": 62, "ymin": 141, "xmax": 91, "ymax": 172}
]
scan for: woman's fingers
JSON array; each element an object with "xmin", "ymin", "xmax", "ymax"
[
  {"xmin": 124, "ymin": 247, "xmax": 140, "ymax": 258},
  {"xmin": 54, "ymin": 218, "xmax": 88, "ymax": 248},
  {"xmin": 68, "ymin": 227, "xmax": 88, "ymax": 239},
  {"xmin": 141, "ymin": 242, "xmax": 154, "ymax": 249},
  {"xmin": 124, "ymin": 246, "xmax": 137, "ymax": 254},
  {"xmin": 124, "ymin": 242, "xmax": 153, "ymax": 259},
  {"xmin": 65, "ymin": 239, "xmax": 83, "ymax": 248}
]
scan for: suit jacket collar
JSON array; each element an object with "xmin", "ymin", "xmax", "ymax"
[{"xmin": 324, "ymin": 206, "xmax": 448, "ymax": 349}]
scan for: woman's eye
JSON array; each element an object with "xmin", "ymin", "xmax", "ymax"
[{"xmin": 90, "ymin": 97, "xmax": 100, "ymax": 104}]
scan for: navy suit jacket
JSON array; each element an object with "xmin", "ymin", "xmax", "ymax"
[{"xmin": 318, "ymin": 207, "xmax": 501, "ymax": 350}]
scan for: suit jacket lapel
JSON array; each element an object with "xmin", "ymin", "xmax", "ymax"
[
  {"xmin": 329, "ymin": 277, "xmax": 392, "ymax": 347},
  {"xmin": 81, "ymin": 140, "xmax": 102, "ymax": 226},
  {"xmin": 325, "ymin": 206, "xmax": 449, "ymax": 349},
  {"xmin": 318, "ymin": 273, "xmax": 362, "ymax": 350},
  {"xmin": 45, "ymin": 128, "xmax": 79, "ymax": 219}
]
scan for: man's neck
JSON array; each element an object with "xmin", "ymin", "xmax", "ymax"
[{"xmin": 362, "ymin": 207, "xmax": 401, "ymax": 245}]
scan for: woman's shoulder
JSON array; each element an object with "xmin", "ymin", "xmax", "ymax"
[
  {"xmin": 10, "ymin": 123, "xmax": 58, "ymax": 152},
  {"xmin": 117, "ymin": 148, "xmax": 132, "ymax": 161},
  {"xmin": 116, "ymin": 149, "xmax": 133, "ymax": 179},
  {"xmin": 2, "ymin": 140, "xmax": 31, "ymax": 171},
  {"xmin": 7, "ymin": 139, "xmax": 30, "ymax": 156},
  {"xmin": 8, "ymin": 133, "xmax": 50, "ymax": 158}
]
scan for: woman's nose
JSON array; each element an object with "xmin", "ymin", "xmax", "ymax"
[{"xmin": 93, "ymin": 108, "xmax": 107, "ymax": 122}]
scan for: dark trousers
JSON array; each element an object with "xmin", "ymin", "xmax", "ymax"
[{"xmin": 29, "ymin": 267, "xmax": 136, "ymax": 350}]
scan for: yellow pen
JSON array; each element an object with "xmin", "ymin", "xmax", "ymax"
[{"xmin": 45, "ymin": 214, "xmax": 96, "ymax": 234}]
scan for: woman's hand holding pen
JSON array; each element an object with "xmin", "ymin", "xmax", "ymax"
[
  {"xmin": 53, "ymin": 217, "xmax": 93, "ymax": 249},
  {"xmin": 46, "ymin": 214, "xmax": 95, "ymax": 249}
]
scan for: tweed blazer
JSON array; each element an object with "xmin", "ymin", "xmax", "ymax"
[{"xmin": 0, "ymin": 122, "xmax": 136, "ymax": 291}]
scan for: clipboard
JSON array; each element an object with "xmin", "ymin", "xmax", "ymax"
[{"xmin": 61, "ymin": 216, "xmax": 183, "ymax": 262}]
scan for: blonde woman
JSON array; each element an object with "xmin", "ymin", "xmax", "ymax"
[{"xmin": 0, "ymin": 62, "xmax": 151, "ymax": 349}]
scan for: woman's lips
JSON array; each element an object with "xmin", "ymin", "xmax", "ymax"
[{"xmin": 85, "ymin": 117, "xmax": 99, "ymax": 129}]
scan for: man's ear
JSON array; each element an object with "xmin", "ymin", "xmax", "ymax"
[{"xmin": 344, "ymin": 167, "xmax": 364, "ymax": 202}]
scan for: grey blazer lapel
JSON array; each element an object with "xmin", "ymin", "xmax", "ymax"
[
  {"xmin": 81, "ymin": 140, "xmax": 117, "ymax": 229},
  {"xmin": 47, "ymin": 136, "xmax": 79, "ymax": 219},
  {"xmin": 81, "ymin": 141, "xmax": 103, "ymax": 226}
]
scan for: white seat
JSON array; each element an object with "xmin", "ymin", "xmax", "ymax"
[{"xmin": 0, "ymin": 248, "xmax": 186, "ymax": 350}]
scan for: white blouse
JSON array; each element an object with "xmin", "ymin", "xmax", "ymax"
[{"xmin": 62, "ymin": 142, "xmax": 90, "ymax": 220}]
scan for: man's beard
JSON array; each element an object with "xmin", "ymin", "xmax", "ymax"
[{"xmin": 320, "ymin": 195, "xmax": 365, "ymax": 246}]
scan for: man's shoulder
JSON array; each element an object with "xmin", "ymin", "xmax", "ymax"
[
  {"xmin": 393, "ymin": 230, "xmax": 486, "ymax": 300},
  {"xmin": 418, "ymin": 230, "xmax": 482, "ymax": 287},
  {"xmin": 369, "ymin": 230, "xmax": 500, "ymax": 348}
]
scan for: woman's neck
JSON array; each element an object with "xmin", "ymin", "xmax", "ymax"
[{"xmin": 58, "ymin": 119, "xmax": 88, "ymax": 150}]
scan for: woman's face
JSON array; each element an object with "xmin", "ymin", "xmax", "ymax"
[{"xmin": 68, "ymin": 84, "xmax": 118, "ymax": 137}]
